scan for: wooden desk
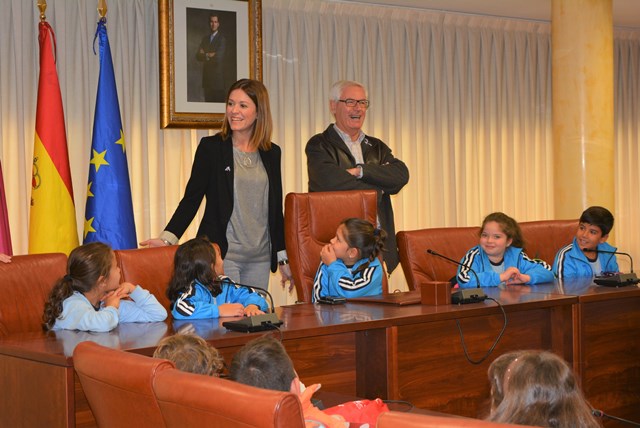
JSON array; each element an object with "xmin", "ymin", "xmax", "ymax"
[
  {"xmin": 527, "ymin": 280, "xmax": 640, "ymax": 426},
  {"xmin": 0, "ymin": 289, "xmax": 577, "ymax": 427}
]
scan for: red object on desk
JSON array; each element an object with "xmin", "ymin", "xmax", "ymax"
[{"xmin": 324, "ymin": 398, "xmax": 389, "ymax": 426}]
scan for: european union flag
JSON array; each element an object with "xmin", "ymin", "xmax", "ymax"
[{"xmin": 83, "ymin": 18, "xmax": 136, "ymax": 249}]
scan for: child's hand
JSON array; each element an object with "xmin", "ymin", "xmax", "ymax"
[
  {"xmin": 218, "ymin": 303, "xmax": 245, "ymax": 317},
  {"xmin": 102, "ymin": 290, "xmax": 122, "ymax": 309},
  {"xmin": 118, "ymin": 282, "xmax": 136, "ymax": 295},
  {"xmin": 500, "ymin": 267, "xmax": 520, "ymax": 283},
  {"xmin": 243, "ymin": 304, "xmax": 265, "ymax": 316},
  {"xmin": 320, "ymin": 244, "xmax": 337, "ymax": 265},
  {"xmin": 509, "ymin": 273, "xmax": 531, "ymax": 284}
]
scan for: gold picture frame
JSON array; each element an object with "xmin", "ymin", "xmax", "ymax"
[{"xmin": 159, "ymin": 0, "xmax": 262, "ymax": 128}]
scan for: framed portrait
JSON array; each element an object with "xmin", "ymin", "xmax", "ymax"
[{"xmin": 159, "ymin": 0, "xmax": 262, "ymax": 128}]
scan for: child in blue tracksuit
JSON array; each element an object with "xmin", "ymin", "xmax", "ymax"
[
  {"xmin": 553, "ymin": 206, "xmax": 618, "ymax": 280},
  {"xmin": 168, "ymin": 237, "xmax": 268, "ymax": 319},
  {"xmin": 43, "ymin": 242, "xmax": 167, "ymax": 332},
  {"xmin": 312, "ymin": 218, "xmax": 386, "ymax": 302},
  {"xmin": 457, "ymin": 212, "xmax": 554, "ymax": 288}
]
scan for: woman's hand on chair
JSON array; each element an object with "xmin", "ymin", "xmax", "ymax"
[{"xmin": 279, "ymin": 264, "xmax": 295, "ymax": 293}]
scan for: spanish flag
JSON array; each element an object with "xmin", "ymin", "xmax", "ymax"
[
  {"xmin": 29, "ymin": 21, "xmax": 78, "ymax": 255},
  {"xmin": 83, "ymin": 18, "xmax": 137, "ymax": 249}
]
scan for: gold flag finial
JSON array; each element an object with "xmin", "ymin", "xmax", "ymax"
[
  {"xmin": 97, "ymin": 0, "xmax": 107, "ymax": 19},
  {"xmin": 37, "ymin": 0, "xmax": 47, "ymax": 22}
]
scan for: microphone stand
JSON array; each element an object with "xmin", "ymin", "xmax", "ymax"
[
  {"xmin": 426, "ymin": 249, "xmax": 487, "ymax": 304},
  {"xmin": 216, "ymin": 277, "xmax": 283, "ymax": 332},
  {"xmin": 582, "ymin": 248, "xmax": 639, "ymax": 286},
  {"xmin": 592, "ymin": 409, "xmax": 640, "ymax": 427}
]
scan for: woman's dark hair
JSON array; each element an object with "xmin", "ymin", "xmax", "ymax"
[
  {"xmin": 166, "ymin": 237, "xmax": 221, "ymax": 304},
  {"xmin": 341, "ymin": 218, "xmax": 386, "ymax": 275},
  {"xmin": 480, "ymin": 212, "xmax": 525, "ymax": 249},
  {"xmin": 42, "ymin": 242, "xmax": 113, "ymax": 330}
]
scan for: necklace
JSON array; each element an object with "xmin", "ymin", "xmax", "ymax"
[
  {"xmin": 242, "ymin": 154, "xmax": 252, "ymax": 167},
  {"xmin": 233, "ymin": 146, "xmax": 258, "ymax": 168}
]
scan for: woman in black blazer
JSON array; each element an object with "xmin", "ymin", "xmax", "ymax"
[{"xmin": 142, "ymin": 79, "xmax": 293, "ymax": 291}]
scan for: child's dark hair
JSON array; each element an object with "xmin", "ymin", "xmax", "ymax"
[
  {"xmin": 167, "ymin": 237, "xmax": 221, "ymax": 304},
  {"xmin": 580, "ymin": 206, "xmax": 614, "ymax": 236},
  {"xmin": 42, "ymin": 242, "xmax": 113, "ymax": 330},
  {"xmin": 229, "ymin": 336, "xmax": 296, "ymax": 392},
  {"xmin": 480, "ymin": 212, "xmax": 525, "ymax": 249},
  {"xmin": 341, "ymin": 218, "xmax": 386, "ymax": 274}
]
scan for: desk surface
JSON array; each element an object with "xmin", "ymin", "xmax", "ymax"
[
  {"xmin": 0, "ymin": 281, "xmax": 638, "ymax": 428},
  {"xmin": 0, "ymin": 287, "xmax": 576, "ymax": 363}
]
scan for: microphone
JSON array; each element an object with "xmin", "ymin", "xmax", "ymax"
[
  {"xmin": 592, "ymin": 408, "xmax": 640, "ymax": 426},
  {"xmin": 426, "ymin": 249, "xmax": 487, "ymax": 304},
  {"xmin": 582, "ymin": 248, "xmax": 639, "ymax": 286},
  {"xmin": 216, "ymin": 277, "xmax": 283, "ymax": 332}
]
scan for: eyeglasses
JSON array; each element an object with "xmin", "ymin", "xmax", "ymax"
[{"xmin": 338, "ymin": 98, "xmax": 370, "ymax": 109}]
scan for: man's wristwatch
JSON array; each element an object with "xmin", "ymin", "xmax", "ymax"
[
  {"xmin": 161, "ymin": 239, "xmax": 171, "ymax": 246},
  {"xmin": 278, "ymin": 259, "xmax": 289, "ymax": 266}
]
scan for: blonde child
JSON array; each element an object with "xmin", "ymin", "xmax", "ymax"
[
  {"xmin": 167, "ymin": 237, "xmax": 268, "ymax": 319},
  {"xmin": 457, "ymin": 212, "xmax": 553, "ymax": 288},
  {"xmin": 312, "ymin": 218, "xmax": 386, "ymax": 302},
  {"xmin": 154, "ymin": 333, "xmax": 225, "ymax": 376},
  {"xmin": 43, "ymin": 242, "xmax": 167, "ymax": 332},
  {"xmin": 487, "ymin": 350, "xmax": 601, "ymax": 427}
]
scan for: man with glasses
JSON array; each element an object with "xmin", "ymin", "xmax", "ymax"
[{"xmin": 306, "ymin": 80, "xmax": 409, "ymax": 273}]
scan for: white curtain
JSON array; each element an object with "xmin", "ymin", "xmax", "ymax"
[
  {"xmin": 614, "ymin": 29, "xmax": 640, "ymax": 272},
  {"xmin": 1, "ymin": 0, "xmax": 639, "ymax": 301}
]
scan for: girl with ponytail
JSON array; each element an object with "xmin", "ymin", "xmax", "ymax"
[
  {"xmin": 43, "ymin": 242, "xmax": 166, "ymax": 332},
  {"xmin": 312, "ymin": 218, "xmax": 386, "ymax": 302}
]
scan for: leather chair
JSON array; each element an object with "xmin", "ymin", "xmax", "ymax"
[
  {"xmin": 115, "ymin": 245, "xmax": 178, "ymax": 310},
  {"xmin": 520, "ymin": 219, "xmax": 578, "ymax": 266},
  {"xmin": 73, "ymin": 341, "xmax": 174, "ymax": 428},
  {"xmin": 377, "ymin": 411, "xmax": 532, "ymax": 427},
  {"xmin": 0, "ymin": 252, "xmax": 67, "ymax": 335},
  {"xmin": 284, "ymin": 190, "xmax": 387, "ymax": 303},
  {"xmin": 397, "ymin": 226, "xmax": 480, "ymax": 289},
  {"xmin": 153, "ymin": 368, "xmax": 305, "ymax": 428}
]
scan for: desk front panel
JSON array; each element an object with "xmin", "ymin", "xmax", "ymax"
[{"xmin": 578, "ymin": 295, "xmax": 640, "ymax": 425}]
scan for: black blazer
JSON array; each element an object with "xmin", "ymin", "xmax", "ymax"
[{"xmin": 165, "ymin": 134, "xmax": 285, "ymax": 272}]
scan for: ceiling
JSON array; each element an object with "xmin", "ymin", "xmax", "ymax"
[{"xmin": 341, "ymin": 0, "xmax": 640, "ymax": 29}]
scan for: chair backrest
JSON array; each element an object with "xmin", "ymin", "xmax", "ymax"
[
  {"xmin": 284, "ymin": 190, "xmax": 386, "ymax": 302},
  {"xmin": 153, "ymin": 368, "xmax": 305, "ymax": 428},
  {"xmin": 397, "ymin": 226, "xmax": 480, "ymax": 289},
  {"xmin": 115, "ymin": 245, "xmax": 178, "ymax": 311},
  {"xmin": 376, "ymin": 411, "xmax": 533, "ymax": 427},
  {"xmin": 0, "ymin": 252, "xmax": 67, "ymax": 336},
  {"xmin": 520, "ymin": 219, "xmax": 578, "ymax": 266},
  {"xmin": 73, "ymin": 341, "xmax": 174, "ymax": 428}
]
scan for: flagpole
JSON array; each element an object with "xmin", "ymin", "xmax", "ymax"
[
  {"xmin": 98, "ymin": 0, "xmax": 107, "ymax": 18},
  {"xmin": 37, "ymin": 0, "xmax": 46, "ymax": 21}
]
